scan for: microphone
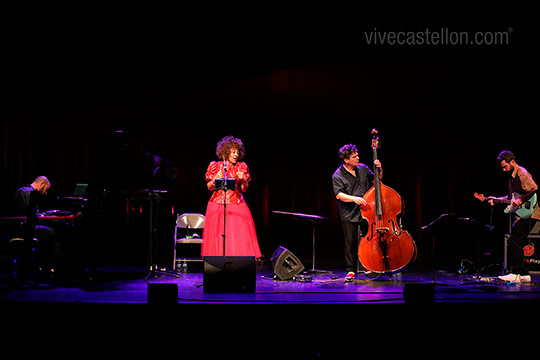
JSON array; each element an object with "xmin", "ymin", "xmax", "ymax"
[{"xmin": 223, "ymin": 156, "xmax": 228, "ymax": 180}]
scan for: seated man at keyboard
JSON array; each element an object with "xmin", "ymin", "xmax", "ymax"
[{"xmin": 12, "ymin": 176, "xmax": 57, "ymax": 280}]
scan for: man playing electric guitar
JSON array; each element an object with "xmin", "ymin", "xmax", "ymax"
[{"xmin": 489, "ymin": 151, "xmax": 539, "ymax": 283}]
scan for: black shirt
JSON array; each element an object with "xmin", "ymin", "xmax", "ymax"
[
  {"xmin": 12, "ymin": 185, "xmax": 40, "ymax": 216},
  {"xmin": 332, "ymin": 164, "xmax": 374, "ymax": 223}
]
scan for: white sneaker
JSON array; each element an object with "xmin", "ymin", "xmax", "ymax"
[
  {"xmin": 498, "ymin": 273, "xmax": 532, "ymax": 283},
  {"xmin": 498, "ymin": 273, "xmax": 519, "ymax": 282}
]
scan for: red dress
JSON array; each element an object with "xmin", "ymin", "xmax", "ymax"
[{"xmin": 201, "ymin": 161, "xmax": 261, "ymax": 258}]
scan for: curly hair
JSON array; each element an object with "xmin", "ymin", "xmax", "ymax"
[
  {"xmin": 338, "ymin": 144, "xmax": 358, "ymax": 163},
  {"xmin": 497, "ymin": 150, "xmax": 515, "ymax": 164},
  {"xmin": 216, "ymin": 135, "xmax": 245, "ymax": 160}
]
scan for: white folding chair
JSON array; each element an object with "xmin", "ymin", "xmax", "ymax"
[{"xmin": 173, "ymin": 213, "xmax": 205, "ymax": 271}]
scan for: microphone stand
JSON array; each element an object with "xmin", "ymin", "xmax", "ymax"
[
  {"xmin": 222, "ymin": 160, "xmax": 227, "ymax": 256},
  {"xmin": 214, "ymin": 159, "xmax": 236, "ymax": 256}
]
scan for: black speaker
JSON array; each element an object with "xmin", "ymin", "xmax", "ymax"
[
  {"xmin": 203, "ymin": 256, "xmax": 256, "ymax": 293},
  {"xmin": 270, "ymin": 246, "xmax": 305, "ymax": 280},
  {"xmin": 403, "ymin": 283, "xmax": 434, "ymax": 304},
  {"xmin": 147, "ymin": 283, "xmax": 178, "ymax": 304}
]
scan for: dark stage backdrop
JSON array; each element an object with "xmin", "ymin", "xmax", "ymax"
[{"xmin": 2, "ymin": 23, "xmax": 538, "ymax": 270}]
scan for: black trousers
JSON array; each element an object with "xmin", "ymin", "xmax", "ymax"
[
  {"xmin": 341, "ymin": 221, "xmax": 363, "ymax": 273},
  {"xmin": 34, "ymin": 225, "xmax": 58, "ymax": 271},
  {"xmin": 507, "ymin": 218, "xmax": 536, "ymax": 275}
]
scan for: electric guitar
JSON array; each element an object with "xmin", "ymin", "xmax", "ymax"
[{"xmin": 474, "ymin": 192, "xmax": 538, "ymax": 219}]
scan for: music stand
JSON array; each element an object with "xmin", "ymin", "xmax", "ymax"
[
  {"xmin": 272, "ymin": 210, "xmax": 328, "ymax": 274},
  {"xmin": 143, "ymin": 190, "xmax": 179, "ymax": 280},
  {"xmin": 214, "ymin": 179, "xmax": 236, "ymax": 191},
  {"xmin": 454, "ymin": 217, "xmax": 494, "ymax": 284},
  {"xmin": 421, "ymin": 213, "xmax": 456, "ymax": 286},
  {"xmin": 422, "ymin": 213, "xmax": 494, "ymax": 285}
]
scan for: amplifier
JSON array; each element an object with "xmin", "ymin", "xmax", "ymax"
[
  {"xmin": 203, "ymin": 256, "xmax": 255, "ymax": 293},
  {"xmin": 504, "ymin": 234, "xmax": 540, "ymax": 272}
]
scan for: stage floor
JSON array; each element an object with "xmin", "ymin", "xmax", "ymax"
[
  {"xmin": 2, "ymin": 265, "xmax": 540, "ymax": 304},
  {"xmin": 3, "ymin": 265, "xmax": 540, "ymax": 355}
]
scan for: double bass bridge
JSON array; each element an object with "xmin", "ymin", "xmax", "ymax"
[{"xmin": 375, "ymin": 227, "xmax": 390, "ymax": 234}]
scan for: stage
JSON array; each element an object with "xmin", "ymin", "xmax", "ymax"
[
  {"xmin": 2, "ymin": 264, "xmax": 540, "ymax": 356},
  {"xmin": 2, "ymin": 265, "xmax": 540, "ymax": 305}
]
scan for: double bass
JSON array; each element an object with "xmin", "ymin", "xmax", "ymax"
[{"xmin": 358, "ymin": 129, "xmax": 416, "ymax": 276}]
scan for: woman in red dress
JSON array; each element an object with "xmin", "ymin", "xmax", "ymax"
[{"xmin": 201, "ymin": 136, "xmax": 262, "ymax": 258}]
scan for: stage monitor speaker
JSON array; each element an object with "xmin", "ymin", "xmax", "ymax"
[
  {"xmin": 203, "ymin": 256, "xmax": 256, "ymax": 293},
  {"xmin": 403, "ymin": 283, "xmax": 434, "ymax": 304},
  {"xmin": 270, "ymin": 246, "xmax": 305, "ymax": 280},
  {"xmin": 147, "ymin": 283, "xmax": 178, "ymax": 305}
]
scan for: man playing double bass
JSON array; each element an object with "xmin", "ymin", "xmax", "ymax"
[{"xmin": 332, "ymin": 144, "xmax": 382, "ymax": 281}]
